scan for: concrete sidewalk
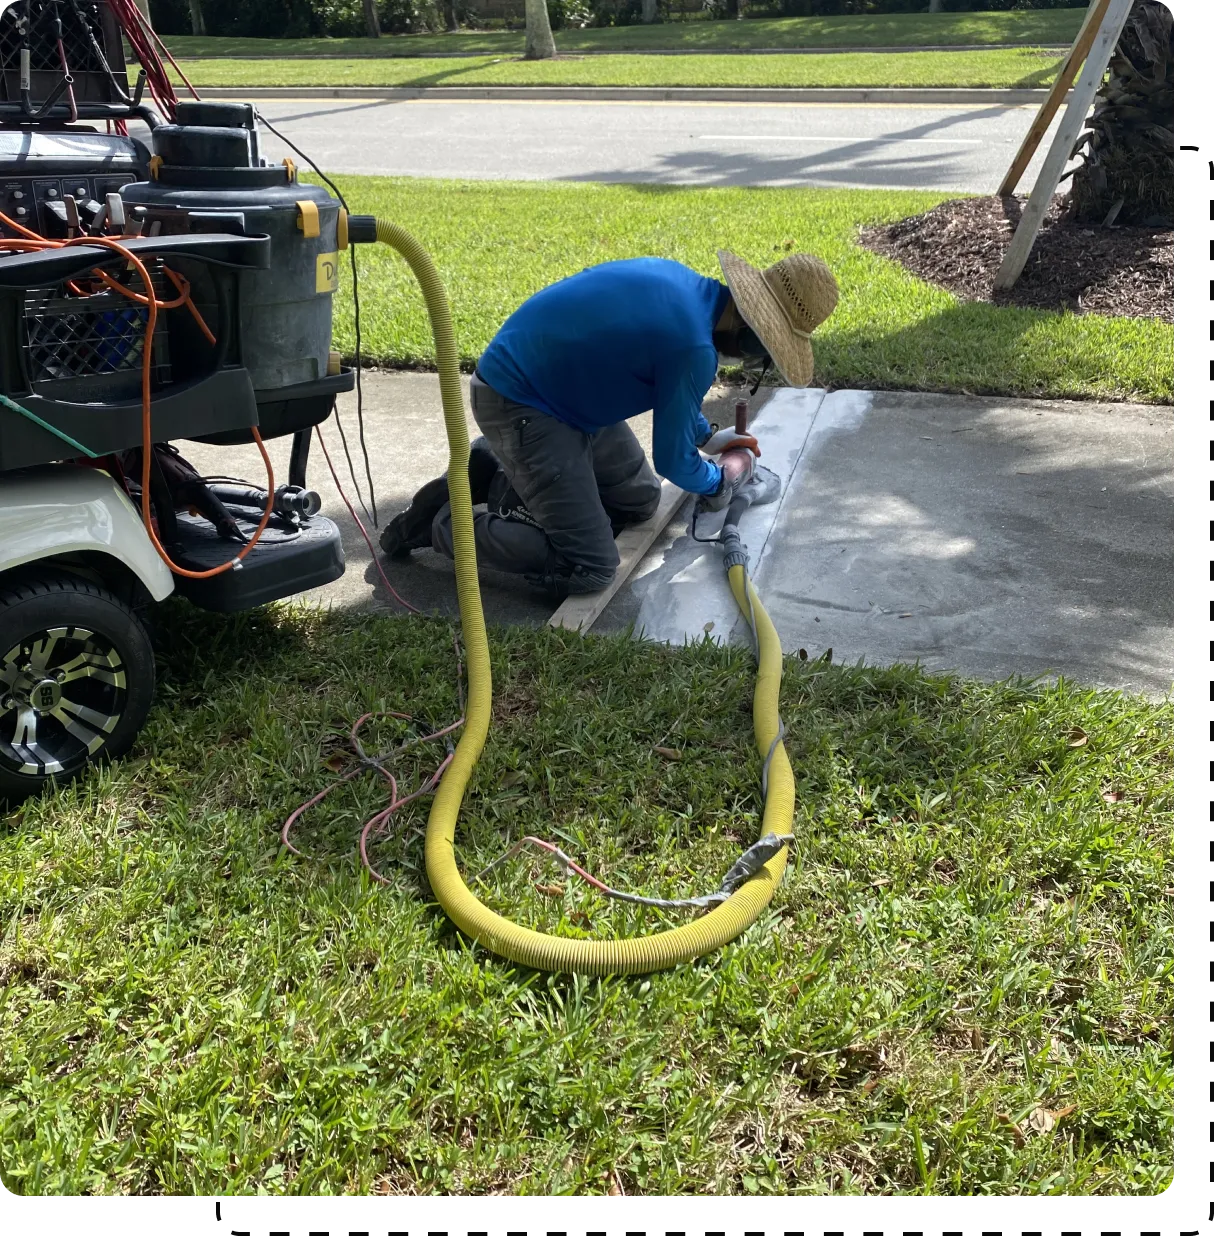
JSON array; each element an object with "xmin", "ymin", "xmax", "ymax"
[
  {"xmin": 180, "ymin": 371, "xmax": 1172, "ymax": 697},
  {"xmin": 598, "ymin": 387, "xmax": 1173, "ymax": 697}
]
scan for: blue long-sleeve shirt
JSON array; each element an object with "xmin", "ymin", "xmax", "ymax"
[{"xmin": 477, "ymin": 257, "xmax": 729, "ymax": 495}]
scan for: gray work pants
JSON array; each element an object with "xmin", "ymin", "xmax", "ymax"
[{"xmin": 431, "ymin": 372, "xmax": 662, "ymax": 596}]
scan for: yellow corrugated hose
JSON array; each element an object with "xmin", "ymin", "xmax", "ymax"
[{"xmin": 376, "ymin": 219, "xmax": 794, "ymax": 975}]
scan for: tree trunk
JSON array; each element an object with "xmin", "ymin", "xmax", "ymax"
[
  {"xmin": 524, "ymin": 0, "xmax": 556, "ymax": 60},
  {"xmin": 1065, "ymin": 0, "xmax": 1173, "ymax": 226},
  {"xmin": 640, "ymin": 0, "xmax": 659, "ymax": 24},
  {"xmin": 131, "ymin": 0, "xmax": 151, "ymax": 24},
  {"xmin": 444, "ymin": 0, "xmax": 460, "ymax": 32},
  {"xmin": 362, "ymin": 0, "xmax": 382, "ymax": 39},
  {"xmin": 928, "ymin": 0, "xmax": 943, "ymax": 14},
  {"xmin": 187, "ymin": 0, "xmax": 206, "ymax": 36}
]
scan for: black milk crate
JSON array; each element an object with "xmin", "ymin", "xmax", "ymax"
[
  {"xmin": 0, "ymin": 1, "xmax": 128, "ymax": 111},
  {"xmin": 22, "ymin": 262, "xmax": 172, "ymax": 403},
  {"xmin": 0, "ymin": 233, "xmax": 275, "ymax": 474}
]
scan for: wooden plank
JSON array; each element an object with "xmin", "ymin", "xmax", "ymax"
[
  {"xmin": 548, "ymin": 479, "xmax": 689, "ymax": 633},
  {"xmin": 993, "ymin": 0, "xmax": 1133, "ymax": 293},
  {"xmin": 997, "ymin": 0, "xmax": 1112, "ymax": 197}
]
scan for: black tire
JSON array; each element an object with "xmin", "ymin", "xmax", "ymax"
[{"xmin": 0, "ymin": 573, "xmax": 155, "ymax": 803}]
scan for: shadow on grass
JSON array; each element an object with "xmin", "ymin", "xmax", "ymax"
[
  {"xmin": 1009, "ymin": 50, "xmax": 1070, "ymax": 89},
  {"xmin": 148, "ymin": 597, "xmax": 316, "ymax": 690},
  {"xmin": 815, "ymin": 297, "xmax": 1170, "ymax": 403}
]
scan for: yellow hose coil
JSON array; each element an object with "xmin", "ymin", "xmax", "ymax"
[{"xmin": 376, "ymin": 219, "xmax": 794, "ymax": 975}]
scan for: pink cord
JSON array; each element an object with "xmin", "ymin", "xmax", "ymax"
[
  {"xmin": 280, "ymin": 430, "xmax": 469, "ymax": 880},
  {"xmin": 56, "ymin": 38, "xmax": 78, "ymax": 123},
  {"xmin": 281, "ymin": 709, "xmax": 464, "ymax": 879},
  {"xmin": 508, "ymin": 836, "xmax": 615, "ymax": 894},
  {"xmin": 316, "ymin": 426, "xmax": 422, "ymax": 614},
  {"xmin": 358, "ymin": 751, "xmax": 454, "ymax": 884}
]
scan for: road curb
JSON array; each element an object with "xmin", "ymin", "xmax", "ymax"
[{"xmin": 205, "ymin": 85, "xmax": 1054, "ymax": 105}]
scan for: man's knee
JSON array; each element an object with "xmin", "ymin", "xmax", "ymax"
[
  {"xmin": 606, "ymin": 477, "xmax": 661, "ymax": 527},
  {"xmin": 566, "ymin": 561, "xmax": 617, "ymax": 595},
  {"xmin": 636, "ymin": 478, "xmax": 662, "ymax": 521}
]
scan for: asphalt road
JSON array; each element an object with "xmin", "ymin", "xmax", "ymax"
[{"xmin": 247, "ymin": 97, "xmax": 1066, "ymax": 192}]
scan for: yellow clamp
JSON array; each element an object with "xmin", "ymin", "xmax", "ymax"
[
  {"xmin": 337, "ymin": 207, "xmax": 348, "ymax": 252},
  {"xmin": 148, "ymin": 155, "xmax": 162, "ymax": 181},
  {"xmin": 282, "ymin": 157, "xmax": 297, "ymax": 183},
  {"xmin": 295, "ymin": 200, "xmax": 320, "ymax": 239}
]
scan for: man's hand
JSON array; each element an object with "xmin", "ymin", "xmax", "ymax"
[
  {"xmin": 701, "ymin": 427, "xmax": 761, "ymax": 458},
  {"xmin": 699, "ymin": 447, "xmax": 756, "ymax": 512}
]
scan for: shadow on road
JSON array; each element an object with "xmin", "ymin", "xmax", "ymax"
[{"xmin": 569, "ymin": 104, "xmax": 1026, "ymax": 189}]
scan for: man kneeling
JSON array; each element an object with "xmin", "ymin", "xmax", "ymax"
[{"xmin": 380, "ymin": 248, "xmax": 838, "ymax": 601}]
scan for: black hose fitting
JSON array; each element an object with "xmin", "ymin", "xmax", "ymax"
[
  {"xmin": 346, "ymin": 215, "xmax": 378, "ymax": 245},
  {"xmin": 720, "ymin": 493, "xmax": 753, "ymax": 572}
]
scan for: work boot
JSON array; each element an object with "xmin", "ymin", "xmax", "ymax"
[
  {"xmin": 380, "ymin": 473, "xmax": 449, "ymax": 559},
  {"xmin": 379, "ymin": 440, "xmax": 504, "ymax": 560},
  {"xmin": 525, "ymin": 548, "xmax": 574, "ymax": 603}
]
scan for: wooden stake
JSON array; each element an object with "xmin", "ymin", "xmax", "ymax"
[
  {"xmin": 993, "ymin": 0, "xmax": 1133, "ymax": 293},
  {"xmin": 997, "ymin": 0, "xmax": 1112, "ymax": 198},
  {"xmin": 548, "ymin": 480, "xmax": 689, "ymax": 633}
]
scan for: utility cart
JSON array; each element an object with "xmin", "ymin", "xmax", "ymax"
[{"xmin": 0, "ymin": 2, "xmax": 355, "ymax": 799}]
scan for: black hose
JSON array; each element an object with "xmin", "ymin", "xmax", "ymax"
[
  {"xmin": 719, "ymin": 491, "xmax": 755, "ymax": 573},
  {"xmin": 26, "ymin": 73, "xmax": 71, "ymax": 119},
  {"xmin": 68, "ymin": 0, "xmax": 133, "ymax": 105}
]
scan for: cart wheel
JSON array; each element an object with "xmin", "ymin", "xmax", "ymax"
[{"xmin": 0, "ymin": 573, "xmax": 155, "ymax": 803}]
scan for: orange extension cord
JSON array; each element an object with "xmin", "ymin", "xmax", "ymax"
[{"xmin": 0, "ymin": 210, "xmax": 274, "ymax": 579}]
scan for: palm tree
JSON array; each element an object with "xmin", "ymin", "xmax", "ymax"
[
  {"xmin": 524, "ymin": 0, "xmax": 556, "ymax": 60},
  {"xmin": 1065, "ymin": 0, "xmax": 1173, "ymax": 226}
]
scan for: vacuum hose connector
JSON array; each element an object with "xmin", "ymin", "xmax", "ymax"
[{"xmin": 373, "ymin": 218, "xmax": 794, "ymax": 974}]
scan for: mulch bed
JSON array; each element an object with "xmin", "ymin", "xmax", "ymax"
[{"xmin": 859, "ymin": 196, "xmax": 1172, "ymax": 321}]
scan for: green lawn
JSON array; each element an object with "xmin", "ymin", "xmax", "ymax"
[
  {"xmin": 324, "ymin": 178, "xmax": 1171, "ymax": 404},
  {"xmin": 0, "ymin": 602, "xmax": 1172, "ymax": 1194},
  {"xmin": 161, "ymin": 11, "xmax": 1084, "ymax": 58},
  {"xmin": 177, "ymin": 46, "xmax": 1064, "ymax": 89}
]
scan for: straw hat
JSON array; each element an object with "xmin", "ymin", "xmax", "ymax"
[{"xmin": 716, "ymin": 249, "xmax": 838, "ymax": 387}]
